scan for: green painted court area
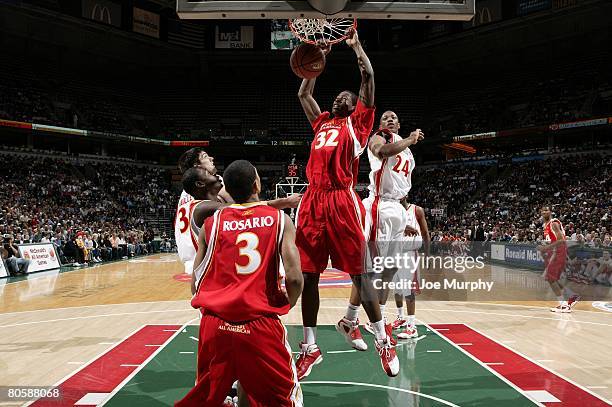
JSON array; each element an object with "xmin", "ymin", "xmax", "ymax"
[{"xmin": 104, "ymin": 325, "xmax": 536, "ymax": 406}]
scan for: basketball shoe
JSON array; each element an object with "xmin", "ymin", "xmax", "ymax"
[
  {"xmin": 364, "ymin": 321, "xmax": 397, "ymax": 346},
  {"xmin": 335, "ymin": 318, "xmax": 368, "ymax": 351},
  {"xmin": 392, "ymin": 316, "xmax": 408, "ymax": 330},
  {"xmin": 295, "ymin": 342, "xmax": 323, "ymax": 381},
  {"xmin": 375, "ymin": 337, "xmax": 400, "ymax": 377},
  {"xmin": 397, "ymin": 325, "xmax": 418, "ymax": 339},
  {"xmin": 550, "ymin": 304, "xmax": 571, "ymax": 313},
  {"xmin": 567, "ymin": 294, "xmax": 581, "ymax": 308}
]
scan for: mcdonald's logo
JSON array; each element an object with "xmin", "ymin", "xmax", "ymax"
[
  {"xmin": 472, "ymin": 6, "xmax": 493, "ymax": 26},
  {"xmin": 91, "ymin": 3, "xmax": 112, "ymax": 24}
]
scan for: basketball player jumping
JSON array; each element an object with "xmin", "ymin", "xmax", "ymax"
[
  {"xmin": 538, "ymin": 206, "xmax": 580, "ymax": 313},
  {"xmin": 341, "ymin": 112, "xmax": 424, "ymax": 343},
  {"xmin": 176, "ymin": 160, "xmax": 304, "ymax": 407},
  {"xmin": 294, "ymin": 29, "xmax": 400, "ymax": 379}
]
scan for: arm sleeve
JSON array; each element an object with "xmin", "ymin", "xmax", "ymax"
[{"xmin": 349, "ymin": 100, "xmax": 376, "ymax": 148}]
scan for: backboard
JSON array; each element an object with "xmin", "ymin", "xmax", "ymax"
[{"xmin": 177, "ymin": 1, "xmax": 476, "ymax": 21}]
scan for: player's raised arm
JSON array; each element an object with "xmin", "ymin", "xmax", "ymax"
[
  {"xmin": 369, "ymin": 128, "xmax": 425, "ymax": 160},
  {"xmin": 346, "ymin": 29, "xmax": 374, "ymax": 107},
  {"xmin": 298, "ymin": 78, "xmax": 322, "ymax": 125},
  {"xmin": 280, "ymin": 214, "xmax": 303, "ymax": 307}
]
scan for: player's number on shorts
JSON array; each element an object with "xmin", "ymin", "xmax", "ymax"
[
  {"xmin": 235, "ymin": 232, "xmax": 261, "ymax": 275},
  {"xmin": 314, "ymin": 129, "xmax": 339, "ymax": 149},
  {"xmin": 177, "ymin": 207, "xmax": 189, "ymax": 233},
  {"xmin": 392, "ymin": 155, "xmax": 410, "ymax": 177}
]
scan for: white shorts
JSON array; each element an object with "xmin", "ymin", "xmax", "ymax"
[
  {"xmin": 184, "ymin": 259, "xmax": 194, "ymax": 275},
  {"xmin": 392, "ymin": 250, "xmax": 420, "ymax": 297},
  {"xmin": 363, "ymin": 196, "xmax": 408, "ymax": 260}
]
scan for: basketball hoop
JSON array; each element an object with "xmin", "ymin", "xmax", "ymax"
[{"xmin": 289, "ymin": 18, "xmax": 357, "ymax": 46}]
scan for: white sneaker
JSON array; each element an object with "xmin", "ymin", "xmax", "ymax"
[
  {"xmin": 550, "ymin": 304, "xmax": 571, "ymax": 313},
  {"xmin": 397, "ymin": 325, "xmax": 418, "ymax": 339},
  {"xmin": 335, "ymin": 317, "xmax": 368, "ymax": 351}
]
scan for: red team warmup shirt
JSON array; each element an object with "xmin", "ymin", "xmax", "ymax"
[
  {"xmin": 177, "ymin": 203, "xmax": 301, "ymax": 407},
  {"xmin": 296, "ymin": 100, "xmax": 375, "ymax": 275}
]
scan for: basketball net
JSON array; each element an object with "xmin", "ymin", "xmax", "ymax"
[{"xmin": 289, "ymin": 18, "xmax": 356, "ymax": 45}]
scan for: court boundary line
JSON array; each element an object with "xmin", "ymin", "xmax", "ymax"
[
  {"xmin": 464, "ymin": 323, "xmax": 612, "ymax": 405},
  {"xmin": 469, "ymin": 301, "xmax": 608, "ymax": 314},
  {"xmin": 98, "ymin": 318, "xmax": 198, "ymax": 407},
  {"xmin": 0, "ymin": 300, "xmax": 191, "ymax": 316},
  {"xmin": 23, "ymin": 324, "xmax": 149, "ymax": 407},
  {"xmin": 301, "ymin": 381, "xmax": 460, "ymax": 407},
  {"xmin": 0, "ymin": 309, "xmax": 197, "ymax": 329},
  {"xmin": 1, "ymin": 253, "xmax": 163, "ymax": 286},
  {"xmin": 420, "ymin": 321, "xmax": 544, "ymax": 407}
]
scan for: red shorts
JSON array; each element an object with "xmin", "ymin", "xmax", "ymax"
[
  {"xmin": 295, "ymin": 187, "xmax": 366, "ymax": 275},
  {"xmin": 175, "ymin": 314, "xmax": 302, "ymax": 407},
  {"xmin": 544, "ymin": 248, "xmax": 567, "ymax": 282}
]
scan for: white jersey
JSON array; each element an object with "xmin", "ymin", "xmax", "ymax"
[
  {"xmin": 367, "ymin": 132, "xmax": 415, "ymax": 201},
  {"xmin": 175, "ymin": 190, "xmax": 199, "ymax": 274}
]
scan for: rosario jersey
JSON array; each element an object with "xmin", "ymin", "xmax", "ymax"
[
  {"xmin": 174, "ymin": 196, "xmax": 201, "ymax": 266},
  {"xmin": 192, "ymin": 203, "xmax": 290, "ymax": 322},
  {"xmin": 404, "ymin": 204, "xmax": 423, "ymax": 251},
  {"xmin": 307, "ymin": 100, "xmax": 375, "ymax": 189},
  {"xmin": 367, "ymin": 132, "xmax": 415, "ymax": 200},
  {"xmin": 544, "ymin": 218, "xmax": 565, "ymax": 242}
]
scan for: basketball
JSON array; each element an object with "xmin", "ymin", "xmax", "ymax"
[{"xmin": 290, "ymin": 43, "xmax": 326, "ymax": 79}]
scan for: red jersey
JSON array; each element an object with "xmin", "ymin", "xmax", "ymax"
[
  {"xmin": 191, "ymin": 203, "xmax": 289, "ymax": 322},
  {"xmin": 544, "ymin": 218, "xmax": 565, "ymax": 242},
  {"xmin": 306, "ymin": 100, "xmax": 375, "ymax": 189}
]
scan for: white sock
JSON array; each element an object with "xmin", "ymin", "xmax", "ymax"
[
  {"xmin": 371, "ymin": 319, "xmax": 386, "ymax": 341},
  {"xmin": 345, "ymin": 303, "xmax": 359, "ymax": 322},
  {"xmin": 408, "ymin": 315, "xmax": 415, "ymax": 327},
  {"xmin": 557, "ymin": 296, "xmax": 567, "ymax": 306},
  {"xmin": 397, "ymin": 307, "xmax": 405, "ymax": 318},
  {"xmin": 380, "ymin": 304, "xmax": 386, "ymax": 319},
  {"xmin": 304, "ymin": 327, "xmax": 317, "ymax": 345}
]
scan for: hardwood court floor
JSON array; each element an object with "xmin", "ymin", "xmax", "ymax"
[{"xmin": 0, "ymin": 254, "xmax": 610, "ymax": 406}]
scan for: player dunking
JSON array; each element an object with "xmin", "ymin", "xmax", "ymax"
[
  {"xmin": 538, "ymin": 206, "xmax": 580, "ymax": 313},
  {"xmin": 176, "ymin": 160, "xmax": 304, "ymax": 407},
  {"xmin": 343, "ymin": 112, "xmax": 424, "ymax": 343},
  {"xmin": 294, "ymin": 29, "xmax": 399, "ymax": 379}
]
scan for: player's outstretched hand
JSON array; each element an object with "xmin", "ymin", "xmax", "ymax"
[
  {"xmin": 345, "ymin": 27, "xmax": 359, "ymax": 48},
  {"xmin": 408, "ymin": 129, "xmax": 425, "ymax": 145},
  {"xmin": 317, "ymin": 41, "xmax": 332, "ymax": 56},
  {"xmin": 404, "ymin": 225, "xmax": 419, "ymax": 237},
  {"xmin": 283, "ymin": 193, "xmax": 303, "ymax": 209}
]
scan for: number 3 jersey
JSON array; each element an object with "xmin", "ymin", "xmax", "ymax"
[
  {"xmin": 367, "ymin": 131, "xmax": 415, "ymax": 200},
  {"xmin": 307, "ymin": 100, "xmax": 375, "ymax": 189},
  {"xmin": 191, "ymin": 203, "xmax": 290, "ymax": 322}
]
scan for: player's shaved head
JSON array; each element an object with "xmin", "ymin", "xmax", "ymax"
[
  {"xmin": 224, "ymin": 160, "xmax": 260, "ymax": 204},
  {"xmin": 182, "ymin": 167, "xmax": 207, "ymax": 197}
]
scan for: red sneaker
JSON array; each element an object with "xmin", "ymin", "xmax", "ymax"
[
  {"xmin": 391, "ymin": 316, "xmax": 408, "ymax": 330},
  {"xmin": 295, "ymin": 343, "xmax": 323, "ymax": 381},
  {"xmin": 397, "ymin": 325, "xmax": 418, "ymax": 340},
  {"xmin": 365, "ymin": 321, "xmax": 397, "ymax": 346},
  {"xmin": 336, "ymin": 318, "xmax": 368, "ymax": 351},
  {"xmin": 567, "ymin": 294, "xmax": 581, "ymax": 308},
  {"xmin": 385, "ymin": 322, "xmax": 397, "ymax": 346},
  {"xmin": 375, "ymin": 337, "xmax": 400, "ymax": 377}
]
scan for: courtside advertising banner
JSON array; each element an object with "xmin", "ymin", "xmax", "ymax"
[
  {"xmin": 0, "ymin": 258, "xmax": 8, "ymax": 278},
  {"xmin": 18, "ymin": 243, "xmax": 61, "ymax": 273}
]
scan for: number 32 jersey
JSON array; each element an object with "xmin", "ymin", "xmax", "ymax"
[
  {"xmin": 307, "ymin": 100, "xmax": 375, "ymax": 189},
  {"xmin": 174, "ymin": 191, "xmax": 201, "ymax": 267},
  {"xmin": 367, "ymin": 131, "xmax": 414, "ymax": 200},
  {"xmin": 192, "ymin": 203, "xmax": 290, "ymax": 322}
]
